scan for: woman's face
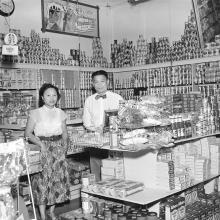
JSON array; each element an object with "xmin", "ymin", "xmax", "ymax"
[
  {"xmin": 42, "ymin": 88, "xmax": 58, "ymax": 108},
  {"xmin": 92, "ymin": 75, "xmax": 108, "ymax": 95}
]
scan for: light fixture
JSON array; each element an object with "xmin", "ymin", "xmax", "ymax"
[{"xmin": 128, "ymin": 0, "xmax": 150, "ymax": 5}]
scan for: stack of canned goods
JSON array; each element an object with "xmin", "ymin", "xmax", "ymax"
[
  {"xmin": 111, "ymin": 39, "xmax": 136, "ymax": 68},
  {"xmin": 91, "ymin": 38, "xmax": 109, "ymax": 68},
  {"xmin": 155, "ymin": 37, "xmax": 171, "ymax": 63},
  {"xmin": 203, "ymin": 35, "xmax": 220, "ymax": 57},
  {"xmin": 136, "ymin": 35, "xmax": 149, "ymax": 66},
  {"xmin": 171, "ymin": 13, "xmax": 202, "ymax": 61}
]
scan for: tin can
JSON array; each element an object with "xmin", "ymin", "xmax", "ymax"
[
  {"xmin": 118, "ymin": 213, "xmax": 127, "ymax": 220},
  {"xmin": 104, "ymin": 208, "xmax": 112, "ymax": 220},
  {"xmin": 146, "ymin": 212, "xmax": 157, "ymax": 220}
]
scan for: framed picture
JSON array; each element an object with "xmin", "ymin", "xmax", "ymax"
[
  {"xmin": 192, "ymin": 0, "xmax": 220, "ymax": 48},
  {"xmin": 41, "ymin": 0, "xmax": 99, "ymax": 38}
]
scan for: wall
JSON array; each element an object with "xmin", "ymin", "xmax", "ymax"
[
  {"xmin": 0, "ymin": 0, "xmax": 193, "ymax": 60},
  {"xmin": 111, "ymin": 0, "xmax": 193, "ymax": 43},
  {"xmin": 0, "ymin": 0, "xmax": 113, "ymax": 58}
]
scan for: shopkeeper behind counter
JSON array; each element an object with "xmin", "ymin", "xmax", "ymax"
[{"xmin": 83, "ymin": 70, "xmax": 123, "ymax": 181}]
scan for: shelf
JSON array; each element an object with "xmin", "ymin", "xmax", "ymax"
[
  {"xmin": 112, "ymin": 55, "xmax": 220, "ymax": 72},
  {"xmin": 114, "ymin": 85, "xmax": 193, "ymax": 90},
  {"xmin": 82, "ymin": 174, "xmax": 220, "ymax": 205},
  {"xmin": 172, "ymin": 55, "xmax": 220, "ymax": 67},
  {"xmin": 174, "ymin": 132, "xmax": 220, "ymax": 144},
  {"xmin": 1, "ymin": 55, "xmax": 220, "ymax": 74},
  {"xmin": 0, "ymin": 124, "xmax": 25, "ymax": 130},
  {"xmin": 66, "ymin": 118, "xmax": 83, "ymax": 125},
  {"xmin": 0, "ymin": 119, "xmax": 82, "ymax": 130},
  {"xmin": 66, "ymin": 149, "xmax": 85, "ymax": 155},
  {"xmin": 0, "ymin": 62, "xmax": 109, "ymax": 72}
]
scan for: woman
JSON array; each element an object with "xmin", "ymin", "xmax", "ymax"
[{"xmin": 25, "ymin": 83, "xmax": 70, "ymax": 220}]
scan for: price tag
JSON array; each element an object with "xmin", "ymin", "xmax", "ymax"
[
  {"xmin": 16, "ymin": 214, "xmax": 24, "ymax": 220},
  {"xmin": 2, "ymin": 44, "xmax": 18, "ymax": 55}
]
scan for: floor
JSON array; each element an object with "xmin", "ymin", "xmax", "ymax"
[{"xmin": 27, "ymin": 198, "xmax": 81, "ymax": 220}]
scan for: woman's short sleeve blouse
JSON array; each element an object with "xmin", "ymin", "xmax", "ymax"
[{"xmin": 29, "ymin": 105, "xmax": 67, "ymax": 137}]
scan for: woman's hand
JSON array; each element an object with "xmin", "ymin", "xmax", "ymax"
[{"xmin": 40, "ymin": 142, "xmax": 47, "ymax": 153}]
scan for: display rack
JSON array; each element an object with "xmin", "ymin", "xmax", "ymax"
[
  {"xmin": 1, "ymin": 54, "xmax": 220, "ymax": 73},
  {"xmin": 82, "ymin": 173, "xmax": 220, "ymax": 205}
]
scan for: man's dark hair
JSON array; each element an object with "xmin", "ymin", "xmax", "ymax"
[{"xmin": 92, "ymin": 70, "xmax": 108, "ymax": 80}]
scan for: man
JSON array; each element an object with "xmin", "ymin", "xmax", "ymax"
[{"xmin": 83, "ymin": 70, "xmax": 123, "ymax": 181}]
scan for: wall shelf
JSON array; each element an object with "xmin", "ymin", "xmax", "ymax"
[
  {"xmin": 1, "ymin": 55, "xmax": 220, "ymax": 73},
  {"xmin": 66, "ymin": 118, "xmax": 83, "ymax": 125},
  {"xmin": 174, "ymin": 132, "xmax": 220, "ymax": 144},
  {"xmin": 0, "ymin": 124, "xmax": 25, "ymax": 130}
]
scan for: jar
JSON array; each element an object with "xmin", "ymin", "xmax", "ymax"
[{"xmin": 146, "ymin": 212, "xmax": 158, "ymax": 220}]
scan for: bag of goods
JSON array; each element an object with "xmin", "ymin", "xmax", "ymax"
[
  {"xmin": 148, "ymin": 131, "xmax": 174, "ymax": 147},
  {"xmin": 138, "ymin": 95, "xmax": 171, "ymax": 126},
  {"xmin": 0, "ymin": 139, "xmax": 25, "ymax": 186},
  {"xmin": 120, "ymin": 129, "xmax": 148, "ymax": 146},
  {"xmin": 118, "ymin": 100, "xmax": 143, "ymax": 128},
  {"xmin": 118, "ymin": 97, "xmax": 171, "ymax": 129},
  {"xmin": 0, "ymin": 186, "xmax": 15, "ymax": 220}
]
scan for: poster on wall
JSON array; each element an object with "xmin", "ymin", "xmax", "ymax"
[
  {"xmin": 192, "ymin": 0, "xmax": 220, "ymax": 48},
  {"xmin": 41, "ymin": 0, "xmax": 99, "ymax": 38}
]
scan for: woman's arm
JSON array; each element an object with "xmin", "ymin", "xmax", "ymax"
[{"xmin": 24, "ymin": 115, "xmax": 46, "ymax": 152}]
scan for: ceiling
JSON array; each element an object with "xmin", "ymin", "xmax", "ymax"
[{"xmin": 78, "ymin": 0, "xmax": 129, "ymax": 8}]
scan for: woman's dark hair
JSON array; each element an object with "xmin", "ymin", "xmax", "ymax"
[
  {"xmin": 92, "ymin": 70, "xmax": 108, "ymax": 80},
  {"xmin": 38, "ymin": 83, "xmax": 61, "ymax": 107}
]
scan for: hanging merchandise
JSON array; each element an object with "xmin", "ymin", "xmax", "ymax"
[
  {"xmin": 0, "ymin": 187, "xmax": 15, "ymax": 220},
  {"xmin": 0, "ymin": 139, "xmax": 26, "ymax": 186},
  {"xmin": 0, "ymin": 139, "xmax": 25, "ymax": 220},
  {"xmin": 0, "ymin": 138, "xmax": 37, "ymax": 220}
]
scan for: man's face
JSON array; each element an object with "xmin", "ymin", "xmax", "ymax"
[{"xmin": 92, "ymin": 75, "xmax": 108, "ymax": 95}]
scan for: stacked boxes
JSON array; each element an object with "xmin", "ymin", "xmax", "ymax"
[
  {"xmin": 67, "ymin": 159, "xmax": 90, "ymax": 200},
  {"xmin": 156, "ymin": 161, "xmax": 175, "ymax": 190},
  {"xmin": 194, "ymin": 157, "xmax": 210, "ymax": 182},
  {"xmin": 101, "ymin": 157, "xmax": 125, "ymax": 180}
]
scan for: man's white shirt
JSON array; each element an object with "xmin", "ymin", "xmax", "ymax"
[{"xmin": 83, "ymin": 91, "xmax": 123, "ymax": 130}]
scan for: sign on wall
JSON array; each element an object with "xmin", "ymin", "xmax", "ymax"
[
  {"xmin": 192, "ymin": 0, "xmax": 220, "ymax": 48},
  {"xmin": 41, "ymin": 0, "xmax": 99, "ymax": 38}
]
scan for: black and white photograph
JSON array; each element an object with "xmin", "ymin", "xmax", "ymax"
[{"xmin": 1, "ymin": 0, "xmax": 220, "ymax": 219}]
